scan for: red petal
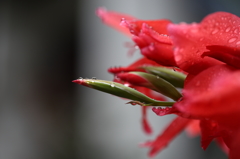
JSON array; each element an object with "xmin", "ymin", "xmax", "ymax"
[
  {"xmin": 200, "ymin": 120, "xmax": 220, "ymax": 150},
  {"xmin": 121, "ymin": 18, "xmax": 171, "ymax": 36},
  {"xmin": 116, "ymin": 72, "xmax": 163, "ymax": 92},
  {"xmin": 96, "ymin": 7, "xmax": 136, "ymax": 36},
  {"xmin": 136, "ymin": 87, "xmax": 165, "ymax": 135},
  {"xmin": 174, "ymin": 64, "xmax": 240, "ymax": 128},
  {"xmin": 168, "ymin": 12, "xmax": 240, "ymax": 74},
  {"xmin": 108, "ymin": 57, "xmax": 159, "ymax": 74},
  {"xmin": 132, "ymin": 23, "xmax": 176, "ymax": 66},
  {"xmin": 142, "ymin": 106, "xmax": 152, "ymax": 135},
  {"xmin": 203, "ymin": 45, "xmax": 240, "ymax": 69},
  {"xmin": 140, "ymin": 117, "xmax": 191, "ymax": 157},
  {"xmin": 185, "ymin": 120, "xmax": 200, "ymax": 137}
]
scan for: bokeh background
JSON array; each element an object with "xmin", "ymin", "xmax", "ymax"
[{"xmin": 1, "ymin": 0, "xmax": 239, "ymax": 159}]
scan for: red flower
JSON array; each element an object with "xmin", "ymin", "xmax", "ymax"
[{"xmin": 91, "ymin": 8, "xmax": 240, "ymax": 158}]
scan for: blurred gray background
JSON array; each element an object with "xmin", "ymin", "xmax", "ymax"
[{"xmin": 1, "ymin": 0, "xmax": 239, "ymax": 159}]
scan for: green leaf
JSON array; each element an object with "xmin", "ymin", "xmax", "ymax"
[
  {"xmin": 141, "ymin": 66, "xmax": 186, "ymax": 88},
  {"xmin": 129, "ymin": 72, "xmax": 182, "ymax": 101},
  {"xmin": 73, "ymin": 78, "xmax": 173, "ymax": 106}
]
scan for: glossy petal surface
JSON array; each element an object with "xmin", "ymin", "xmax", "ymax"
[
  {"xmin": 168, "ymin": 12, "xmax": 240, "ymax": 74},
  {"xmin": 175, "ymin": 64, "xmax": 240, "ymax": 128}
]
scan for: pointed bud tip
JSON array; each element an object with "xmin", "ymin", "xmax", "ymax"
[{"xmin": 72, "ymin": 79, "xmax": 83, "ymax": 84}]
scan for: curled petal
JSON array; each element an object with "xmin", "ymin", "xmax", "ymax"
[
  {"xmin": 96, "ymin": 7, "xmax": 136, "ymax": 36},
  {"xmin": 200, "ymin": 120, "xmax": 220, "ymax": 150},
  {"xmin": 121, "ymin": 18, "xmax": 171, "ymax": 36},
  {"xmin": 140, "ymin": 117, "xmax": 191, "ymax": 157},
  {"xmin": 174, "ymin": 64, "xmax": 240, "ymax": 128},
  {"xmin": 142, "ymin": 106, "xmax": 152, "ymax": 135},
  {"xmin": 108, "ymin": 57, "xmax": 159, "ymax": 74},
  {"xmin": 168, "ymin": 12, "xmax": 240, "ymax": 74},
  {"xmin": 203, "ymin": 45, "xmax": 240, "ymax": 69},
  {"xmin": 132, "ymin": 23, "xmax": 176, "ymax": 66}
]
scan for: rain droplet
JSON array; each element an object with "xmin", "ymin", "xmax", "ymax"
[
  {"xmin": 199, "ymin": 38, "xmax": 204, "ymax": 42},
  {"xmin": 131, "ymin": 103, "xmax": 137, "ymax": 106},
  {"xmin": 211, "ymin": 28, "xmax": 219, "ymax": 34},
  {"xmin": 175, "ymin": 54, "xmax": 182, "ymax": 62},
  {"xmin": 92, "ymin": 77, "xmax": 97, "ymax": 80},
  {"xmin": 124, "ymin": 83, "xmax": 130, "ymax": 87},
  {"xmin": 110, "ymin": 83, "xmax": 115, "ymax": 87},
  {"xmin": 225, "ymin": 27, "xmax": 231, "ymax": 32},
  {"xmin": 149, "ymin": 44, "xmax": 155, "ymax": 51},
  {"xmin": 156, "ymin": 76, "xmax": 160, "ymax": 79},
  {"xmin": 228, "ymin": 37, "xmax": 237, "ymax": 43},
  {"xmin": 236, "ymin": 41, "xmax": 240, "ymax": 45},
  {"xmin": 234, "ymin": 28, "xmax": 239, "ymax": 34},
  {"xmin": 134, "ymin": 45, "xmax": 139, "ymax": 49},
  {"xmin": 78, "ymin": 77, "xmax": 83, "ymax": 80}
]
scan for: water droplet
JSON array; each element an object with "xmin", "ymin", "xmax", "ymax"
[
  {"xmin": 228, "ymin": 37, "xmax": 237, "ymax": 43},
  {"xmin": 124, "ymin": 83, "xmax": 130, "ymax": 87},
  {"xmin": 149, "ymin": 43, "xmax": 155, "ymax": 51},
  {"xmin": 225, "ymin": 27, "xmax": 231, "ymax": 32},
  {"xmin": 175, "ymin": 54, "xmax": 182, "ymax": 62},
  {"xmin": 92, "ymin": 77, "xmax": 97, "ymax": 80},
  {"xmin": 78, "ymin": 77, "xmax": 83, "ymax": 80},
  {"xmin": 134, "ymin": 45, "xmax": 139, "ymax": 49},
  {"xmin": 236, "ymin": 41, "xmax": 240, "ymax": 45},
  {"xmin": 199, "ymin": 38, "xmax": 204, "ymax": 42},
  {"xmin": 131, "ymin": 103, "xmax": 137, "ymax": 106},
  {"xmin": 211, "ymin": 28, "xmax": 219, "ymax": 34},
  {"xmin": 234, "ymin": 28, "xmax": 239, "ymax": 34},
  {"xmin": 156, "ymin": 76, "xmax": 160, "ymax": 79},
  {"xmin": 160, "ymin": 34, "xmax": 168, "ymax": 37},
  {"xmin": 110, "ymin": 83, "xmax": 115, "ymax": 87}
]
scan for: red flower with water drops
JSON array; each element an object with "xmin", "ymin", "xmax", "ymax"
[{"xmin": 74, "ymin": 8, "xmax": 240, "ymax": 159}]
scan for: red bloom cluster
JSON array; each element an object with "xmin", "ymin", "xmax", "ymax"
[{"xmin": 96, "ymin": 8, "xmax": 240, "ymax": 159}]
